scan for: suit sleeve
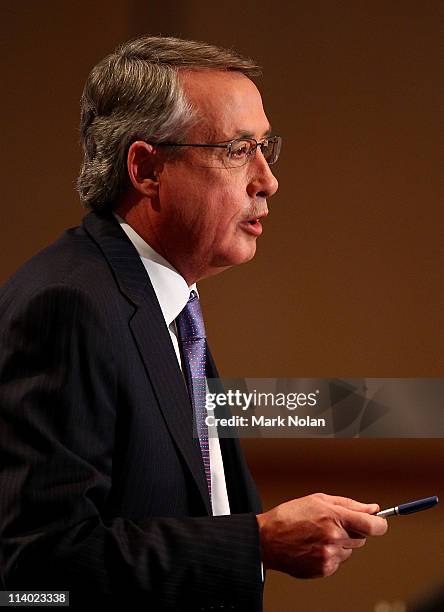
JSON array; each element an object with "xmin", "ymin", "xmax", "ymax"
[{"xmin": 0, "ymin": 283, "xmax": 263, "ymax": 611}]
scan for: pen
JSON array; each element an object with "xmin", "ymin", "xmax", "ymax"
[{"xmin": 376, "ymin": 495, "xmax": 439, "ymax": 518}]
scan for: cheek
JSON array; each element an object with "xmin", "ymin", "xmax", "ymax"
[
  {"xmin": 216, "ymin": 187, "xmax": 249, "ymax": 242},
  {"xmin": 185, "ymin": 181, "xmax": 242, "ymax": 234},
  {"xmin": 160, "ymin": 166, "xmax": 247, "ymax": 237},
  {"xmin": 159, "ymin": 171, "xmax": 202, "ymax": 224}
]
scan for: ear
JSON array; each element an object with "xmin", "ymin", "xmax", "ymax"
[{"xmin": 127, "ymin": 141, "xmax": 162, "ymax": 198}]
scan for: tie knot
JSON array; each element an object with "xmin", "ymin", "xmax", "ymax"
[{"xmin": 176, "ymin": 291, "xmax": 206, "ymax": 341}]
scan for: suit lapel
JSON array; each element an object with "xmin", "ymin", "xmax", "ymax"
[{"xmin": 83, "ymin": 211, "xmax": 212, "ymax": 514}]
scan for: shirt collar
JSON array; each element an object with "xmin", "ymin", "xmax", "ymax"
[{"xmin": 114, "ymin": 214, "xmax": 197, "ymax": 326}]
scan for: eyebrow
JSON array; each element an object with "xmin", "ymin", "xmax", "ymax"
[{"xmin": 224, "ymin": 125, "xmax": 273, "ymax": 142}]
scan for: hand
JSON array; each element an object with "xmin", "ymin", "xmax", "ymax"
[{"xmin": 256, "ymin": 492, "xmax": 388, "ymax": 578}]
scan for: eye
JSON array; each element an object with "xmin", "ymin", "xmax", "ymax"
[{"xmin": 230, "ymin": 140, "xmax": 251, "ymax": 158}]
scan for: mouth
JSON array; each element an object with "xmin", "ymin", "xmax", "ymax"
[{"xmin": 240, "ymin": 211, "xmax": 268, "ymax": 237}]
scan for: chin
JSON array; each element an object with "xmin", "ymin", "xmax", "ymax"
[{"xmin": 216, "ymin": 242, "xmax": 257, "ymax": 268}]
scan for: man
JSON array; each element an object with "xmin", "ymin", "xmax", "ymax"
[{"xmin": 0, "ymin": 36, "xmax": 387, "ymax": 610}]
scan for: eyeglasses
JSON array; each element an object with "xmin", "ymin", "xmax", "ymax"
[{"xmin": 154, "ymin": 136, "xmax": 282, "ymax": 168}]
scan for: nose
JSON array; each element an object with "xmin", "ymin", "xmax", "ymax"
[{"xmin": 246, "ymin": 149, "xmax": 279, "ymax": 199}]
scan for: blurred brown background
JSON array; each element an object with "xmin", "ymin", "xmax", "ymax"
[{"xmin": 2, "ymin": 1, "xmax": 443, "ymax": 610}]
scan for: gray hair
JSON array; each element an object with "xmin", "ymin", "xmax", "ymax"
[{"xmin": 77, "ymin": 36, "xmax": 261, "ymax": 211}]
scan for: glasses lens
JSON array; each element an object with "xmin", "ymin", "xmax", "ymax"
[
  {"xmin": 225, "ymin": 137, "xmax": 282, "ymax": 167},
  {"xmin": 262, "ymin": 136, "xmax": 282, "ymax": 165},
  {"xmin": 227, "ymin": 139, "xmax": 255, "ymax": 167}
]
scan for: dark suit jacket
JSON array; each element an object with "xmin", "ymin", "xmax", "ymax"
[{"xmin": 0, "ymin": 211, "xmax": 263, "ymax": 610}]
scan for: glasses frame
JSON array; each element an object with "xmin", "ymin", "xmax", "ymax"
[{"xmin": 154, "ymin": 135, "xmax": 282, "ymax": 166}]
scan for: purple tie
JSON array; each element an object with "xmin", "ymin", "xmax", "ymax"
[{"xmin": 176, "ymin": 290, "xmax": 211, "ymax": 499}]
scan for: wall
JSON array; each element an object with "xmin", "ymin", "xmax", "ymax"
[{"xmin": 2, "ymin": 2, "xmax": 443, "ymax": 610}]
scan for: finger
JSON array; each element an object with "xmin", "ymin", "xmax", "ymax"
[
  {"xmin": 337, "ymin": 546, "xmax": 353, "ymax": 563},
  {"xmin": 324, "ymin": 544, "xmax": 352, "ymax": 569},
  {"xmin": 347, "ymin": 530, "xmax": 369, "ymax": 539},
  {"xmin": 329, "ymin": 495, "xmax": 380, "ymax": 514},
  {"xmin": 322, "ymin": 546, "xmax": 353, "ymax": 576},
  {"xmin": 339, "ymin": 508, "xmax": 388, "ymax": 536},
  {"xmin": 339, "ymin": 537, "xmax": 367, "ymax": 550}
]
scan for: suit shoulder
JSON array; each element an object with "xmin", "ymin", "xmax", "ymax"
[{"xmin": 1, "ymin": 224, "xmax": 115, "ymax": 302}]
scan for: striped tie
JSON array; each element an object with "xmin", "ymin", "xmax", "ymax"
[{"xmin": 176, "ymin": 290, "xmax": 211, "ymax": 499}]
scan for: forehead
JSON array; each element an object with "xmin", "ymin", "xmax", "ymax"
[{"xmin": 179, "ymin": 69, "xmax": 271, "ymax": 141}]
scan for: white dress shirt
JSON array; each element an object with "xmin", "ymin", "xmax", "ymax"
[{"xmin": 116, "ymin": 216, "xmax": 230, "ymax": 517}]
